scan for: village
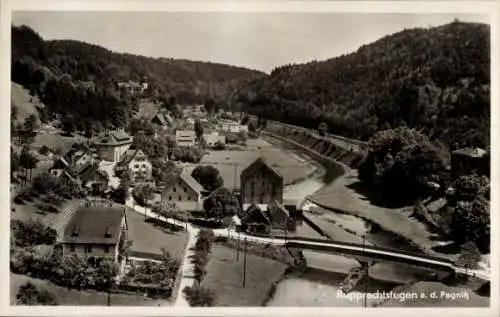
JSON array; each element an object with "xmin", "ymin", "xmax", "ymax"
[
  {"xmin": 8, "ymin": 14, "xmax": 492, "ymax": 309},
  {"xmin": 10, "ymin": 77, "xmax": 491, "ymax": 307}
]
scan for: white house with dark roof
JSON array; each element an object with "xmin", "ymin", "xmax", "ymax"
[
  {"xmin": 116, "ymin": 149, "xmax": 153, "ymax": 183},
  {"xmin": 57, "ymin": 206, "xmax": 128, "ymax": 263},
  {"xmin": 94, "ymin": 130, "xmax": 133, "ymax": 162},
  {"xmin": 161, "ymin": 169, "xmax": 204, "ymax": 212},
  {"xmin": 175, "ymin": 130, "xmax": 196, "ymax": 147}
]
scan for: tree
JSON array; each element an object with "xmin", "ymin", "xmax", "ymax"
[
  {"xmin": 113, "ymin": 179, "xmax": 130, "ymax": 204},
  {"xmin": 16, "ymin": 282, "xmax": 58, "ymax": 306},
  {"xmin": 24, "ymin": 114, "xmax": 39, "ymax": 132},
  {"xmin": 191, "ymin": 165, "xmax": 223, "ymax": 192},
  {"xmin": 449, "ymin": 196, "xmax": 490, "ymax": 253},
  {"xmin": 318, "ymin": 122, "xmax": 328, "ymax": 136},
  {"xmin": 11, "ymin": 219, "xmax": 58, "ymax": 247},
  {"xmin": 455, "ymin": 241, "xmax": 482, "ymax": 269},
  {"xmin": 202, "ymin": 187, "xmax": 241, "ymax": 222},
  {"xmin": 357, "ymin": 127, "xmax": 448, "ymax": 204},
  {"xmin": 452, "ymin": 174, "xmax": 490, "ymax": 203},
  {"xmin": 194, "ymin": 119, "xmax": 204, "ymax": 141},
  {"xmin": 238, "ymin": 130, "xmax": 248, "ymax": 145},
  {"xmin": 61, "ymin": 115, "xmax": 76, "ymax": 136},
  {"xmin": 11, "ymin": 149, "xmax": 20, "ymax": 181},
  {"xmin": 212, "ymin": 140, "xmax": 226, "ymax": 150},
  {"xmin": 248, "ymin": 121, "xmax": 257, "ymax": 133},
  {"xmin": 183, "ymin": 285, "xmax": 216, "ymax": 307},
  {"xmin": 204, "ymin": 98, "xmax": 216, "ymax": 115},
  {"xmin": 19, "ymin": 146, "xmax": 39, "ymax": 184}
]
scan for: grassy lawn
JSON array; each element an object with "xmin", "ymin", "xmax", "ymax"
[
  {"xmin": 11, "ymin": 82, "xmax": 40, "ymax": 124},
  {"xmin": 125, "ymin": 208, "xmax": 189, "ymax": 261},
  {"xmin": 199, "ymin": 142, "xmax": 317, "ymax": 187},
  {"xmin": 10, "ymin": 273, "xmax": 170, "ymax": 306},
  {"xmin": 308, "ymin": 163, "xmax": 443, "ymax": 256},
  {"xmin": 201, "ymin": 244, "xmax": 288, "ymax": 307}
]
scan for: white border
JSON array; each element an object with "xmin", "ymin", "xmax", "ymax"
[{"xmin": 1, "ymin": 1, "xmax": 498, "ymax": 317}]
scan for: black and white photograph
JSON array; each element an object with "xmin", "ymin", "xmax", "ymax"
[{"xmin": 2, "ymin": 0, "xmax": 497, "ymax": 315}]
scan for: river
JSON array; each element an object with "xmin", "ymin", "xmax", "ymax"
[{"xmin": 275, "ymin": 166, "xmax": 439, "ymax": 307}]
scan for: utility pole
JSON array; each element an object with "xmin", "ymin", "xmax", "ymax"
[
  {"xmin": 107, "ymin": 290, "xmax": 111, "ymax": 306},
  {"xmin": 242, "ymin": 237, "xmax": 247, "ymax": 287},
  {"xmin": 237, "ymin": 231, "xmax": 240, "ymax": 261},
  {"xmin": 362, "ymin": 235, "xmax": 368, "ymax": 308}
]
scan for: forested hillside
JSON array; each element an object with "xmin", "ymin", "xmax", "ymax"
[
  {"xmin": 11, "ymin": 25, "xmax": 265, "ymax": 131},
  {"xmin": 238, "ymin": 21, "xmax": 490, "ymax": 149}
]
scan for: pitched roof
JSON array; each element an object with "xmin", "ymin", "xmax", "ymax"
[
  {"xmin": 95, "ymin": 131, "xmax": 133, "ymax": 146},
  {"xmin": 241, "ymin": 157, "xmax": 283, "ymax": 180},
  {"xmin": 118, "ymin": 149, "xmax": 148, "ymax": 166},
  {"xmin": 176, "ymin": 130, "xmax": 196, "ymax": 138},
  {"xmin": 452, "ymin": 147, "xmax": 487, "ymax": 158},
  {"xmin": 240, "ymin": 203, "xmax": 270, "ymax": 224},
  {"xmin": 78, "ymin": 163, "xmax": 107, "ymax": 184},
  {"xmin": 180, "ymin": 169, "xmax": 204, "ymax": 194},
  {"xmin": 61, "ymin": 206, "xmax": 125, "ymax": 245}
]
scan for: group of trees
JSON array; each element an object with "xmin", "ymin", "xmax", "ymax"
[
  {"xmin": 202, "ymin": 187, "xmax": 241, "ymax": 222},
  {"xmin": 11, "ymin": 219, "xmax": 57, "ymax": 248},
  {"xmin": 11, "ymin": 25, "xmax": 264, "ymax": 130},
  {"xmin": 16, "ymin": 282, "xmax": 57, "ymax": 306},
  {"xmin": 11, "ymin": 146, "xmax": 39, "ymax": 184},
  {"xmin": 10, "ymin": 249, "xmax": 119, "ymax": 291},
  {"xmin": 238, "ymin": 21, "xmax": 490, "ymax": 150},
  {"xmin": 358, "ymin": 127, "xmax": 449, "ymax": 204},
  {"xmin": 191, "ymin": 165, "xmax": 223, "ymax": 192},
  {"xmin": 122, "ymin": 250, "xmax": 180, "ymax": 289},
  {"xmin": 447, "ymin": 174, "xmax": 490, "ymax": 253}
]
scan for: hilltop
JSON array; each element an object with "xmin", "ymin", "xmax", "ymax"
[
  {"xmin": 238, "ymin": 21, "xmax": 490, "ymax": 149},
  {"xmin": 11, "ymin": 25, "xmax": 265, "ymax": 131}
]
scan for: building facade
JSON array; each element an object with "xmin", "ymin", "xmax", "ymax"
[
  {"xmin": 58, "ymin": 206, "xmax": 128, "ymax": 263},
  {"xmin": 116, "ymin": 149, "xmax": 153, "ymax": 183},
  {"xmin": 94, "ymin": 130, "xmax": 133, "ymax": 162},
  {"xmin": 240, "ymin": 157, "xmax": 284, "ymax": 206},
  {"xmin": 175, "ymin": 130, "xmax": 196, "ymax": 147},
  {"xmin": 161, "ymin": 170, "xmax": 203, "ymax": 211}
]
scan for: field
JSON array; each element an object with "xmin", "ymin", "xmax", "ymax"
[
  {"xmin": 10, "ymin": 273, "xmax": 170, "ymax": 306},
  {"xmin": 195, "ymin": 138, "xmax": 318, "ymax": 190},
  {"xmin": 11, "ymin": 82, "xmax": 40, "ymax": 124},
  {"xmin": 125, "ymin": 208, "xmax": 189, "ymax": 261},
  {"xmin": 201, "ymin": 244, "xmax": 288, "ymax": 306}
]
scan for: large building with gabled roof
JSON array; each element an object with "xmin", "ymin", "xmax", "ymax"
[
  {"xmin": 94, "ymin": 130, "xmax": 133, "ymax": 162},
  {"xmin": 57, "ymin": 206, "xmax": 128, "ymax": 263},
  {"xmin": 240, "ymin": 157, "xmax": 284, "ymax": 206}
]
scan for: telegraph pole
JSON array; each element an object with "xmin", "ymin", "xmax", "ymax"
[
  {"xmin": 363, "ymin": 235, "xmax": 368, "ymax": 308},
  {"xmin": 236, "ymin": 231, "xmax": 240, "ymax": 261},
  {"xmin": 242, "ymin": 237, "xmax": 247, "ymax": 287}
]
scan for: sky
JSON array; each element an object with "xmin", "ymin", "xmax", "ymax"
[{"xmin": 12, "ymin": 11, "xmax": 489, "ymax": 73}]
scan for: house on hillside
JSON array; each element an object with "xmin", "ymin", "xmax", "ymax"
[
  {"xmin": 94, "ymin": 130, "xmax": 133, "ymax": 162},
  {"xmin": 204, "ymin": 133, "xmax": 226, "ymax": 148},
  {"xmin": 115, "ymin": 149, "xmax": 153, "ymax": 184},
  {"xmin": 161, "ymin": 169, "xmax": 204, "ymax": 212},
  {"xmin": 238, "ymin": 203, "xmax": 271, "ymax": 234},
  {"xmin": 151, "ymin": 112, "xmax": 175, "ymax": 130},
  {"xmin": 240, "ymin": 157, "xmax": 284, "ymax": 206},
  {"xmin": 116, "ymin": 80, "xmax": 148, "ymax": 95},
  {"xmin": 175, "ymin": 130, "xmax": 196, "ymax": 147},
  {"xmin": 49, "ymin": 148, "xmax": 108, "ymax": 193},
  {"xmin": 56, "ymin": 206, "xmax": 128, "ymax": 263},
  {"xmin": 451, "ymin": 147, "xmax": 488, "ymax": 178}
]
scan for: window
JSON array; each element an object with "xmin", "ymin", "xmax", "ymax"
[
  {"xmin": 173, "ymin": 187, "xmax": 176, "ymax": 192},
  {"xmin": 142, "ymin": 164, "xmax": 146, "ymax": 168},
  {"xmin": 184, "ymin": 188, "xmax": 187, "ymax": 193},
  {"xmin": 179, "ymin": 196, "xmax": 182, "ymax": 201},
  {"xmin": 87, "ymin": 245, "xmax": 92, "ymax": 253},
  {"xmin": 104, "ymin": 246, "xmax": 110, "ymax": 253},
  {"xmin": 168, "ymin": 196, "xmax": 172, "ymax": 201},
  {"xmin": 188, "ymin": 196, "xmax": 191, "ymax": 201},
  {"xmin": 70, "ymin": 244, "xmax": 75, "ymax": 252},
  {"xmin": 134, "ymin": 164, "xmax": 139, "ymax": 168}
]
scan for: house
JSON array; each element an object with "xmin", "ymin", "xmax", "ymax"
[
  {"xmin": 240, "ymin": 157, "xmax": 284, "ymax": 206},
  {"xmin": 451, "ymin": 147, "xmax": 488, "ymax": 178},
  {"xmin": 116, "ymin": 80, "xmax": 148, "ymax": 95},
  {"xmin": 57, "ymin": 206, "xmax": 128, "ymax": 263},
  {"xmin": 78, "ymin": 163, "xmax": 109, "ymax": 194},
  {"xmin": 94, "ymin": 130, "xmax": 133, "ymax": 162},
  {"xmin": 152, "ymin": 112, "xmax": 175, "ymax": 130},
  {"xmin": 116, "ymin": 149, "xmax": 153, "ymax": 184},
  {"xmin": 221, "ymin": 120, "xmax": 248, "ymax": 133},
  {"xmin": 267, "ymin": 200, "xmax": 296, "ymax": 232},
  {"xmin": 175, "ymin": 130, "xmax": 196, "ymax": 147},
  {"xmin": 238, "ymin": 203, "xmax": 271, "ymax": 234},
  {"xmin": 204, "ymin": 133, "xmax": 226, "ymax": 148},
  {"xmin": 161, "ymin": 169, "xmax": 204, "ymax": 212}
]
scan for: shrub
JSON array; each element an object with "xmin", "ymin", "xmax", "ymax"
[
  {"xmin": 183, "ymin": 285, "xmax": 216, "ymax": 307},
  {"xmin": 16, "ymin": 282, "xmax": 58, "ymax": 306},
  {"xmin": 11, "ymin": 219, "xmax": 57, "ymax": 247}
]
